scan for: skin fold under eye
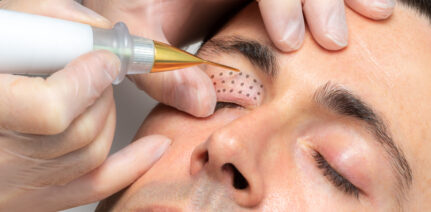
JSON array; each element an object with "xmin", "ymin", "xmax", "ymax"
[
  {"xmin": 214, "ymin": 102, "xmax": 244, "ymax": 111},
  {"xmin": 312, "ymin": 151, "xmax": 360, "ymax": 198}
]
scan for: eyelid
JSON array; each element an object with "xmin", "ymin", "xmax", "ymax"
[
  {"xmin": 298, "ymin": 125, "xmax": 375, "ymax": 196},
  {"xmin": 207, "ymin": 69, "xmax": 264, "ymax": 107},
  {"xmin": 315, "ymin": 134, "xmax": 374, "ymax": 193},
  {"xmin": 312, "ymin": 150, "xmax": 361, "ymax": 198}
]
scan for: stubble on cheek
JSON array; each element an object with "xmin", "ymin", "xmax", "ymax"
[{"xmin": 118, "ymin": 174, "xmax": 238, "ymax": 211}]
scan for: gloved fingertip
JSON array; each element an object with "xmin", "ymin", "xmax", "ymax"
[
  {"xmin": 317, "ymin": 2, "xmax": 349, "ymax": 51},
  {"xmin": 323, "ymin": 32, "xmax": 348, "ymax": 50},
  {"xmin": 94, "ymin": 50, "xmax": 121, "ymax": 83},
  {"xmin": 173, "ymin": 84, "xmax": 217, "ymax": 117},
  {"xmin": 369, "ymin": 0, "xmax": 396, "ymax": 19},
  {"xmin": 71, "ymin": 1, "xmax": 112, "ymax": 28},
  {"xmin": 275, "ymin": 26, "xmax": 305, "ymax": 52},
  {"xmin": 135, "ymin": 135, "xmax": 172, "ymax": 163},
  {"xmin": 278, "ymin": 38, "xmax": 304, "ymax": 52},
  {"xmin": 267, "ymin": 16, "xmax": 305, "ymax": 52},
  {"xmin": 196, "ymin": 83, "xmax": 217, "ymax": 117}
]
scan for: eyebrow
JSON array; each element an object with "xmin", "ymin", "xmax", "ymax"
[
  {"xmin": 199, "ymin": 37, "xmax": 412, "ymax": 199},
  {"xmin": 314, "ymin": 82, "xmax": 413, "ymax": 199},
  {"xmin": 199, "ymin": 36, "xmax": 278, "ymax": 77}
]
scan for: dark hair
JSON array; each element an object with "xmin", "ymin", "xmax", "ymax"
[
  {"xmin": 202, "ymin": 1, "xmax": 251, "ymax": 43},
  {"xmin": 399, "ymin": 0, "xmax": 431, "ymax": 22}
]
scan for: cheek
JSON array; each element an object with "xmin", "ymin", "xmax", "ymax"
[
  {"xmin": 207, "ymin": 70, "xmax": 264, "ymax": 106},
  {"xmin": 130, "ymin": 108, "xmax": 213, "ymax": 188}
]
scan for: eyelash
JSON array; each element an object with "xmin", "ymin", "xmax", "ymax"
[
  {"xmin": 216, "ymin": 102, "xmax": 360, "ymax": 198},
  {"xmin": 312, "ymin": 151, "xmax": 360, "ymax": 198},
  {"xmin": 214, "ymin": 102, "xmax": 243, "ymax": 111}
]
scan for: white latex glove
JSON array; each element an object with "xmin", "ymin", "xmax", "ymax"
[
  {"xmin": 0, "ymin": 1, "xmax": 171, "ymax": 211},
  {"xmin": 258, "ymin": 0, "xmax": 396, "ymax": 51},
  {"xmin": 85, "ymin": 0, "xmax": 395, "ymax": 118}
]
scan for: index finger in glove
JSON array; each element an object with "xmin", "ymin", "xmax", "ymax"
[
  {"xmin": 0, "ymin": 50, "xmax": 120, "ymax": 135},
  {"xmin": 303, "ymin": 0, "xmax": 349, "ymax": 50},
  {"xmin": 345, "ymin": 0, "xmax": 395, "ymax": 20},
  {"xmin": 130, "ymin": 66, "xmax": 217, "ymax": 118},
  {"xmin": 258, "ymin": 0, "xmax": 305, "ymax": 52}
]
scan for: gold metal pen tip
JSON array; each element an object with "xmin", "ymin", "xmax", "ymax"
[
  {"xmin": 151, "ymin": 41, "xmax": 239, "ymax": 73},
  {"xmin": 203, "ymin": 60, "xmax": 240, "ymax": 72}
]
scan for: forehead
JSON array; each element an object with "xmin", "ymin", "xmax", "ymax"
[{"xmin": 214, "ymin": 2, "xmax": 431, "ymax": 175}]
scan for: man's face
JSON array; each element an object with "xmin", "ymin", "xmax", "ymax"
[{"xmin": 101, "ymin": 3, "xmax": 431, "ymax": 211}]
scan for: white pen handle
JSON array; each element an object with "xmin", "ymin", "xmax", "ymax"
[{"xmin": 0, "ymin": 9, "xmax": 94, "ymax": 74}]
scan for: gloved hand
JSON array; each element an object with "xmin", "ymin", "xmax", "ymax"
[
  {"xmin": 258, "ymin": 0, "xmax": 396, "ymax": 51},
  {"xmin": 0, "ymin": 1, "xmax": 171, "ymax": 211},
  {"xmin": 85, "ymin": 0, "xmax": 395, "ymax": 118},
  {"xmin": 85, "ymin": 0, "xmax": 222, "ymax": 118}
]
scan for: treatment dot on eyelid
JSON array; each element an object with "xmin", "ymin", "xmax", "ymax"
[
  {"xmin": 241, "ymin": 83, "xmax": 244, "ymax": 86},
  {"xmin": 217, "ymin": 90, "xmax": 220, "ymax": 93},
  {"xmin": 239, "ymin": 91, "xmax": 242, "ymax": 94},
  {"xmin": 249, "ymin": 86, "xmax": 253, "ymax": 90},
  {"xmin": 230, "ymin": 89, "xmax": 233, "ymax": 93},
  {"xmin": 246, "ymin": 94, "xmax": 250, "ymax": 97},
  {"xmin": 253, "ymin": 79, "xmax": 257, "ymax": 83},
  {"xmin": 254, "ymin": 97, "xmax": 256, "ymax": 100},
  {"xmin": 223, "ymin": 89, "xmax": 226, "ymax": 92},
  {"xmin": 260, "ymin": 85, "xmax": 263, "ymax": 88},
  {"xmin": 219, "ymin": 72, "xmax": 223, "ymax": 76},
  {"xmin": 257, "ymin": 92, "xmax": 261, "ymax": 95},
  {"xmin": 213, "ymin": 82, "xmax": 216, "ymax": 85},
  {"xmin": 231, "ymin": 80, "xmax": 235, "ymax": 84},
  {"xmin": 229, "ymin": 72, "xmax": 233, "ymax": 75},
  {"xmin": 211, "ymin": 75, "xmax": 214, "ymax": 79},
  {"xmin": 239, "ymin": 72, "xmax": 243, "ymax": 76},
  {"xmin": 246, "ymin": 75, "xmax": 249, "ymax": 78},
  {"xmin": 222, "ymin": 80, "xmax": 225, "ymax": 84}
]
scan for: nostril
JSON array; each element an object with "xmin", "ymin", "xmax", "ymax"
[
  {"xmin": 190, "ymin": 147, "xmax": 209, "ymax": 176},
  {"xmin": 199, "ymin": 151, "xmax": 209, "ymax": 163},
  {"xmin": 203, "ymin": 151, "xmax": 209, "ymax": 163},
  {"xmin": 222, "ymin": 163, "xmax": 249, "ymax": 190}
]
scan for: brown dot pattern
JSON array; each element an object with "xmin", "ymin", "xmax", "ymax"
[{"xmin": 210, "ymin": 71, "xmax": 264, "ymax": 103}]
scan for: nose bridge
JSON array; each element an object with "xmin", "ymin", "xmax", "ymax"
[
  {"xmin": 203, "ymin": 105, "xmax": 280, "ymax": 207},
  {"xmin": 189, "ymin": 88, "xmax": 307, "ymax": 207},
  {"xmin": 207, "ymin": 126, "xmax": 250, "ymax": 171},
  {"xmin": 208, "ymin": 105, "xmax": 278, "ymax": 166},
  {"xmin": 226, "ymin": 104, "xmax": 279, "ymax": 139}
]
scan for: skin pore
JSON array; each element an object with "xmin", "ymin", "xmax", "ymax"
[{"xmin": 98, "ymin": 2, "xmax": 431, "ymax": 211}]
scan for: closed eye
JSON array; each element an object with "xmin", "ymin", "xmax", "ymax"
[{"xmin": 312, "ymin": 151, "xmax": 361, "ymax": 198}]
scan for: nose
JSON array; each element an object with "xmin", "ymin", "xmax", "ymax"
[{"xmin": 190, "ymin": 110, "xmax": 274, "ymax": 207}]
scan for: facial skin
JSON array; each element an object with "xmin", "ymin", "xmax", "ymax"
[{"xmin": 98, "ymin": 3, "xmax": 431, "ymax": 211}]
